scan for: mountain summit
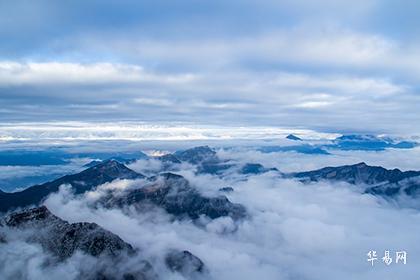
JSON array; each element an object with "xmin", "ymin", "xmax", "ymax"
[
  {"xmin": 174, "ymin": 146, "xmax": 217, "ymax": 164},
  {"xmin": 0, "ymin": 160, "xmax": 144, "ymax": 212},
  {"xmin": 292, "ymin": 162, "xmax": 420, "ymax": 185},
  {"xmin": 1, "ymin": 206, "xmax": 158, "ymax": 279},
  {"xmin": 100, "ymin": 172, "xmax": 247, "ymax": 220},
  {"xmin": 286, "ymin": 134, "xmax": 302, "ymax": 141},
  {"xmin": 2, "ymin": 206, "xmax": 135, "ymax": 259}
]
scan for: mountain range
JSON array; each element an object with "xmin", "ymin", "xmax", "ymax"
[
  {"xmin": 3, "ymin": 146, "xmax": 420, "ymax": 214},
  {"xmin": 0, "ymin": 160, "xmax": 143, "ymax": 212},
  {"xmin": 2, "ymin": 145, "xmax": 420, "ymax": 279},
  {"xmin": 291, "ymin": 162, "xmax": 420, "ymax": 197}
]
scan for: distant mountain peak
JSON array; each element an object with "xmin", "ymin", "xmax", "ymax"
[
  {"xmin": 286, "ymin": 134, "xmax": 302, "ymax": 141},
  {"xmin": 174, "ymin": 146, "xmax": 217, "ymax": 164},
  {"xmin": 3, "ymin": 206, "xmax": 135, "ymax": 259},
  {"xmin": 157, "ymin": 172, "xmax": 185, "ymax": 180},
  {"xmin": 332, "ymin": 134, "xmax": 417, "ymax": 151},
  {"xmin": 101, "ymin": 171, "xmax": 247, "ymax": 220},
  {"xmin": 191, "ymin": 145, "xmax": 213, "ymax": 151},
  {"xmin": 149, "ymin": 172, "xmax": 190, "ymax": 188},
  {"xmin": 95, "ymin": 158, "xmax": 122, "ymax": 166},
  {"xmin": 79, "ymin": 159, "xmax": 143, "ymax": 180},
  {"xmin": 292, "ymin": 162, "xmax": 420, "ymax": 186},
  {"xmin": 336, "ymin": 134, "xmax": 379, "ymax": 141},
  {"xmin": 0, "ymin": 160, "xmax": 144, "ymax": 213},
  {"xmin": 155, "ymin": 153, "xmax": 182, "ymax": 164},
  {"xmin": 2, "ymin": 206, "xmax": 204, "ymax": 279},
  {"xmin": 165, "ymin": 250, "xmax": 206, "ymax": 276},
  {"xmin": 83, "ymin": 157, "xmax": 139, "ymax": 168},
  {"xmin": 4, "ymin": 205, "xmax": 56, "ymax": 227},
  {"xmin": 83, "ymin": 159, "xmax": 102, "ymax": 168},
  {"xmin": 91, "ymin": 158, "xmax": 127, "ymax": 170},
  {"xmin": 240, "ymin": 163, "xmax": 279, "ymax": 175}
]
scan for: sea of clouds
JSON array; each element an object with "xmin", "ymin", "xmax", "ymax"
[{"xmin": 1, "ymin": 147, "xmax": 420, "ymax": 280}]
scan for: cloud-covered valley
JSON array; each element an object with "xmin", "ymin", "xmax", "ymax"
[{"xmin": 1, "ymin": 146, "xmax": 420, "ymax": 280}]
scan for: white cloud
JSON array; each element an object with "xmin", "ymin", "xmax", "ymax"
[
  {"xmin": 293, "ymin": 101, "xmax": 334, "ymax": 109},
  {"xmin": 217, "ymin": 146, "xmax": 420, "ymax": 172},
  {"xmin": 270, "ymin": 73, "xmax": 404, "ymax": 96},
  {"xmin": 1, "ymin": 18, "xmax": 420, "ymax": 134},
  {"xmin": 1, "ymin": 1, "xmax": 420, "ymax": 134},
  {"xmin": 2, "ymin": 146, "xmax": 420, "ymax": 279},
  {"xmin": 0, "ymin": 62, "xmax": 196, "ymax": 86},
  {"xmin": 133, "ymin": 97, "xmax": 175, "ymax": 107},
  {"xmin": 100, "ymin": 27, "xmax": 404, "ymax": 71},
  {"xmin": 0, "ymin": 122, "xmax": 335, "ymax": 142},
  {"xmin": 36, "ymin": 154, "xmax": 420, "ymax": 280}
]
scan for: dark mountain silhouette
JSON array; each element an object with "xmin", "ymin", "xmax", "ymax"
[
  {"xmin": 365, "ymin": 176, "xmax": 420, "ymax": 197},
  {"xmin": 291, "ymin": 162, "xmax": 420, "ymax": 199},
  {"xmin": 165, "ymin": 250, "xmax": 206, "ymax": 277},
  {"xmin": 0, "ymin": 158, "xmax": 247, "ymax": 221},
  {"xmin": 83, "ymin": 156, "xmax": 139, "ymax": 168},
  {"xmin": 0, "ymin": 160, "xmax": 144, "ymax": 212},
  {"xmin": 330, "ymin": 134, "xmax": 417, "ymax": 151},
  {"xmin": 259, "ymin": 145, "xmax": 330, "ymax": 155},
  {"xmin": 1, "ymin": 206, "xmax": 157, "ymax": 280},
  {"xmin": 100, "ymin": 172, "xmax": 247, "ymax": 220},
  {"xmin": 171, "ymin": 146, "xmax": 233, "ymax": 174},
  {"xmin": 292, "ymin": 162, "xmax": 420, "ymax": 185},
  {"xmin": 1, "ymin": 206, "xmax": 207, "ymax": 279},
  {"xmin": 286, "ymin": 134, "xmax": 302, "ymax": 141},
  {"xmin": 155, "ymin": 154, "xmax": 182, "ymax": 164},
  {"xmin": 174, "ymin": 146, "xmax": 218, "ymax": 164},
  {"xmin": 154, "ymin": 146, "xmax": 277, "ymax": 176},
  {"xmin": 0, "ymin": 206, "xmax": 159, "ymax": 279},
  {"xmin": 219, "ymin": 187, "xmax": 234, "ymax": 193},
  {"xmin": 197, "ymin": 162, "xmax": 234, "ymax": 174},
  {"xmin": 240, "ymin": 163, "xmax": 279, "ymax": 175},
  {"xmin": 2, "ymin": 206, "xmax": 135, "ymax": 259}
]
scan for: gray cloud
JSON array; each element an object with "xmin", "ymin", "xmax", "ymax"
[
  {"xmin": 1, "ymin": 1, "xmax": 420, "ymax": 133},
  {"xmin": 0, "ymin": 63, "xmax": 417, "ymax": 133}
]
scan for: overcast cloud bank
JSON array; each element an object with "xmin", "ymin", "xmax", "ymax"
[{"xmin": 1, "ymin": 1, "xmax": 420, "ymax": 133}]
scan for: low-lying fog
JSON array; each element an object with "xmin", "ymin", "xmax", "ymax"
[{"xmin": 1, "ymin": 146, "xmax": 419, "ymax": 280}]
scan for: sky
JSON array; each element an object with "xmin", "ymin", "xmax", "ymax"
[{"xmin": 1, "ymin": 0, "xmax": 420, "ymax": 135}]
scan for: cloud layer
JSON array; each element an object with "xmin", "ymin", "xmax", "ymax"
[
  {"xmin": 1, "ymin": 146, "xmax": 420, "ymax": 279},
  {"xmin": 1, "ymin": 1, "xmax": 420, "ymax": 133},
  {"xmin": 0, "ymin": 122, "xmax": 335, "ymax": 142},
  {"xmin": 38, "ymin": 154, "xmax": 420, "ymax": 280}
]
